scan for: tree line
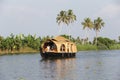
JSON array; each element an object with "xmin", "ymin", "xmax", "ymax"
[
  {"xmin": 0, "ymin": 34, "xmax": 120, "ymax": 54},
  {"xmin": 0, "ymin": 34, "xmax": 41, "ymax": 53},
  {"xmin": 62, "ymin": 34, "xmax": 120, "ymax": 49}
]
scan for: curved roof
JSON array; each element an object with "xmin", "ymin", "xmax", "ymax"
[
  {"xmin": 42, "ymin": 36, "xmax": 75, "ymax": 45},
  {"xmin": 50, "ymin": 36, "xmax": 75, "ymax": 44},
  {"xmin": 53, "ymin": 36, "xmax": 70, "ymax": 42},
  {"xmin": 41, "ymin": 36, "xmax": 77, "ymax": 53}
]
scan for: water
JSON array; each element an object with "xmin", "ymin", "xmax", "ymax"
[{"xmin": 0, "ymin": 50, "xmax": 120, "ymax": 80}]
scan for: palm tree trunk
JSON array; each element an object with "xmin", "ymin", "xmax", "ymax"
[
  {"xmin": 95, "ymin": 30, "xmax": 98, "ymax": 45},
  {"xmin": 84, "ymin": 29, "xmax": 87, "ymax": 40},
  {"xmin": 87, "ymin": 28, "xmax": 89, "ymax": 39},
  {"xmin": 68, "ymin": 24, "xmax": 72, "ymax": 40},
  {"xmin": 86, "ymin": 28, "xmax": 89, "ymax": 42},
  {"xmin": 59, "ymin": 24, "xmax": 62, "ymax": 35}
]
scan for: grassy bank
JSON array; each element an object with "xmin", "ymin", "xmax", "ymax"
[
  {"xmin": 109, "ymin": 44, "xmax": 120, "ymax": 50},
  {"xmin": 77, "ymin": 44, "xmax": 120, "ymax": 51},
  {"xmin": 0, "ymin": 47, "xmax": 39, "ymax": 55},
  {"xmin": 77, "ymin": 44, "xmax": 98, "ymax": 51}
]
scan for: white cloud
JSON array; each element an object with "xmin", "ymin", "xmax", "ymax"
[{"xmin": 96, "ymin": 4, "xmax": 120, "ymax": 18}]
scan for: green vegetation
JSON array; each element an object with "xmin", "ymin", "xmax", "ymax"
[
  {"xmin": 77, "ymin": 44, "xmax": 97, "ymax": 51},
  {"xmin": 78, "ymin": 37, "xmax": 120, "ymax": 50},
  {"xmin": 0, "ymin": 34, "xmax": 120, "ymax": 55},
  {"xmin": 0, "ymin": 34, "xmax": 51, "ymax": 55},
  {"xmin": 61, "ymin": 35, "xmax": 120, "ymax": 51}
]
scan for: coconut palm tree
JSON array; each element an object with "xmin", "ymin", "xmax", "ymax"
[
  {"xmin": 56, "ymin": 9, "xmax": 76, "ymax": 39},
  {"xmin": 67, "ymin": 9, "xmax": 76, "ymax": 24},
  {"xmin": 93, "ymin": 17, "xmax": 105, "ymax": 45},
  {"xmin": 56, "ymin": 10, "xmax": 69, "ymax": 25},
  {"xmin": 81, "ymin": 18, "xmax": 93, "ymax": 42},
  {"xmin": 56, "ymin": 10, "xmax": 68, "ymax": 34},
  {"xmin": 67, "ymin": 9, "xmax": 76, "ymax": 39}
]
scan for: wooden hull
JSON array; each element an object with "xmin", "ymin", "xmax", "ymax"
[{"xmin": 40, "ymin": 52, "xmax": 76, "ymax": 59}]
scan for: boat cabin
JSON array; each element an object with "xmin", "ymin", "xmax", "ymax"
[{"xmin": 41, "ymin": 36, "xmax": 77, "ymax": 53}]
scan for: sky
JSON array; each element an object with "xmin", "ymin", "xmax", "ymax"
[{"xmin": 0, "ymin": 0, "xmax": 120, "ymax": 41}]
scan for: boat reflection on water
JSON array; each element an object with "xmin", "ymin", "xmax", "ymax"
[{"xmin": 40, "ymin": 58, "xmax": 77, "ymax": 80}]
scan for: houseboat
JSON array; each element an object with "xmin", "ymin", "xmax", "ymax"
[{"xmin": 40, "ymin": 36, "xmax": 77, "ymax": 59}]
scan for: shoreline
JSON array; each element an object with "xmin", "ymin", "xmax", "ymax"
[
  {"xmin": 0, "ymin": 47, "xmax": 39, "ymax": 56},
  {"xmin": 0, "ymin": 45, "xmax": 120, "ymax": 56}
]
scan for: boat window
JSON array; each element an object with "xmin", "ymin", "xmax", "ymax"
[
  {"xmin": 44, "ymin": 41, "xmax": 57, "ymax": 52},
  {"xmin": 60, "ymin": 44, "xmax": 65, "ymax": 52}
]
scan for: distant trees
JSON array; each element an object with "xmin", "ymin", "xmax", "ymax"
[
  {"xmin": 0, "ymin": 34, "xmax": 49, "ymax": 53},
  {"xmin": 61, "ymin": 34, "xmax": 120, "ymax": 50},
  {"xmin": 0, "ymin": 34, "xmax": 120, "ymax": 54},
  {"xmin": 94, "ymin": 37, "xmax": 116, "ymax": 49},
  {"xmin": 22, "ymin": 34, "xmax": 40, "ymax": 50}
]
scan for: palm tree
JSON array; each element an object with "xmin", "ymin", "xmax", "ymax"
[
  {"xmin": 56, "ymin": 10, "xmax": 68, "ymax": 34},
  {"xmin": 67, "ymin": 9, "xmax": 76, "ymax": 39},
  {"xmin": 67, "ymin": 9, "xmax": 76, "ymax": 24},
  {"xmin": 14, "ymin": 35, "xmax": 22, "ymax": 51},
  {"xmin": 81, "ymin": 18, "xmax": 93, "ymax": 42},
  {"xmin": 56, "ymin": 9, "xmax": 76, "ymax": 39},
  {"xmin": 93, "ymin": 17, "xmax": 105, "ymax": 45}
]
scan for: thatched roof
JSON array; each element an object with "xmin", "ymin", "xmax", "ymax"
[
  {"xmin": 51, "ymin": 36, "xmax": 73, "ymax": 43},
  {"xmin": 42, "ymin": 36, "xmax": 77, "ymax": 53}
]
